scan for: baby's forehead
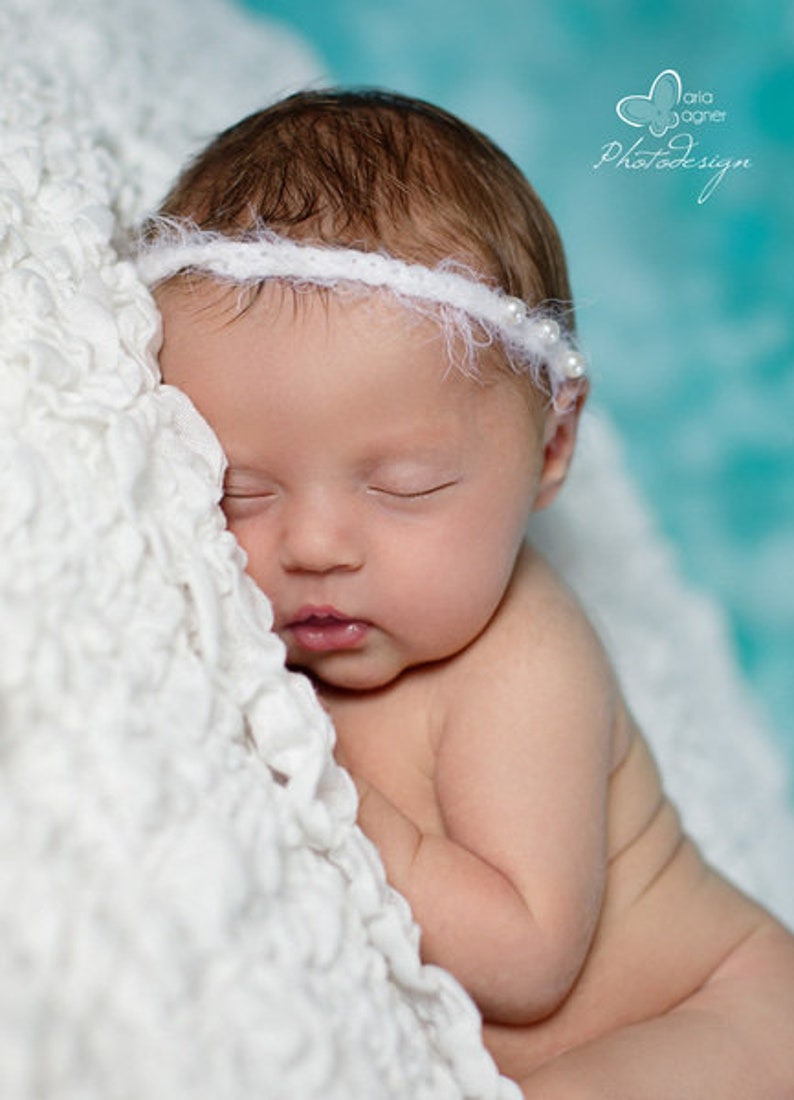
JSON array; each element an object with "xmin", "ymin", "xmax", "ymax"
[
  {"xmin": 139, "ymin": 226, "xmax": 586, "ymax": 414},
  {"xmin": 159, "ymin": 275, "xmax": 448, "ymax": 351},
  {"xmin": 156, "ymin": 276, "xmax": 548, "ymax": 427}
]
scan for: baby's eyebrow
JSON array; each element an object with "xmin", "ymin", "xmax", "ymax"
[
  {"xmin": 364, "ymin": 432, "xmax": 464, "ymax": 464},
  {"xmin": 361, "ymin": 448, "xmax": 461, "ymax": 476}
]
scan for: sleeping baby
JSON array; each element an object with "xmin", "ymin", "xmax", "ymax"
[{"xmin": 139, "ymin": 88, "xmax": 794, "ymax": 1098}]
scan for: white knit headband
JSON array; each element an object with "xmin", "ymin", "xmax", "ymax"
[{"xmin": 137, "ymin": 226, "xmax": 587, "ymax": 401}]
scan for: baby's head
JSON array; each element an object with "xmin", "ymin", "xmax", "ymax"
[
  {"xmin": 145, "ymin": 88, "xmax": 585, "ymax": 408},
  {"xmin": 142, "ymin": 89, "xmax": 588, "ymax": 690}
]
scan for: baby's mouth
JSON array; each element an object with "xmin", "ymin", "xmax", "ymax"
[{"xmin": 285, "ymin": 606, "xmax": 371, "ymax": 653}]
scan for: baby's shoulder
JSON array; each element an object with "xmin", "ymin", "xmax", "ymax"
[
  {"xmin": 441, "ymin": 542, "xmax": 618, "ymax": 733},
  {"xmin": 478, "ymin": 542, "xmax": 610, "ymax": 671}
]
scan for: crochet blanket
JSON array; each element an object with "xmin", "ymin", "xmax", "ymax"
[{"xmin": 1, "ymin": 1, "xmax": 791, "ymax": 1097}]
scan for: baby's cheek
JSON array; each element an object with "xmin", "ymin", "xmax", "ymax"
[{"xmin": 246, "ymin": 554, "xmax": 278, "ymax": 598}]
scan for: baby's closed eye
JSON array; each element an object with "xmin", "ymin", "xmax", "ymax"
[
  {"xmin": 222, "ymin": 471, "xmax": 279, "ymax": 515},
  {"xmin": 364, "ymin": 453, "xmax": 462, "ymax": 503},
  {"xmin": 367, "ymin": 479, "xmax": 459, "ymax": 501}
]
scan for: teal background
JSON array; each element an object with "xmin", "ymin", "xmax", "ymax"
[{"xmin": 240, "ymin": 0, "xmax": 794, "ymax": 781}]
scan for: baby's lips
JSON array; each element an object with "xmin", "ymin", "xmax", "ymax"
[{"xmin": 288, "ymin": 614, "xmax": 370, "ymax": 653}]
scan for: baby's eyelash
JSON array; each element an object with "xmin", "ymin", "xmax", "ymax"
[
  {"xmin": 370, "ymin": 481, "xmax": 458, "ymax": 500},
  {"xmin": 221, "ymin": 488, "xmax": 278, "ymax": 516},
  {"xmin": 223, "ymin": 489, "xmax": 276, "ymax": 498}
]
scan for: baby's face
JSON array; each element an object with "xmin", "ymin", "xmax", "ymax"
[{"xmin": 158, "ymin": 283, "xmax": 549, "ymax": 691}]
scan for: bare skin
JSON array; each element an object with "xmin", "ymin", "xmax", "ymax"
[
  {"xmin": 159, "ymin": 282, "xmax": 794, "ymax": 1098},
  {"xmin": 321, "ymin": 548, "xmax": 794, "ymax": 1099}
]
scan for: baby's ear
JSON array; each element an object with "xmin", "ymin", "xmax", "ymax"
[{"xmin": 534, "ymin": 381, "xmax": 588, "ymax": 512}]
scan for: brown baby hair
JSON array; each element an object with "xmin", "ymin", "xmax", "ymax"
[{"xmin": 152, "ymin": 88, "xmax": 575, "ymax": 333}]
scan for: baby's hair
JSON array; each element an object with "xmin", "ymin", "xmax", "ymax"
[
  {"xmin": 152, "ymin": 88, "xmax": 575, "ymax": 331},
  {"xmin": 145, "ymin": 88, "xmax": 585, "ymax": 405}
]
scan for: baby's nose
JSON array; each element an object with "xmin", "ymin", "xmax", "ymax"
[{"xmin": 279, "ymin": 494, "xmax": 363, "ymax": 574}]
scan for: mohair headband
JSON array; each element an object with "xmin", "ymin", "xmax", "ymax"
[{"xmin": 137, "ymin": 223, "xmax": 587, "ymax": 405}]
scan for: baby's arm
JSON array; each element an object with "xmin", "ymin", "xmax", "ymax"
[{"xmin": 352, "ymin": 555, "xmax": 617, "ymax": 1025}]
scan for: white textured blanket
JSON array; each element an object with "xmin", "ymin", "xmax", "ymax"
[{"xmin": 1, "ymin": 1, "xmax": 791, "ymax": 1098}]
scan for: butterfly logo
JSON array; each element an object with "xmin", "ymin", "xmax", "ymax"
[{"xmin": 616, "ymin": 69, "xmax": 683, "ymax": 138}]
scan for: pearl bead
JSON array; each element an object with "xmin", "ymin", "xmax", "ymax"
[
  {"xmin": 563, "ymin": 351, "xmax": 586, "ymax": 379},
  {"xmin": 537, "ymin": 318, "xmax": 560, "ymax": 343},
  {"xmin": 503, "ymin": 296, "xmax": 527, "ymax": 325}
]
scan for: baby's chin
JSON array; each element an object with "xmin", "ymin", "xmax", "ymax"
[{"xmin": 286, "ymin": 649, "xmax": 408, "ymax": 695}]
